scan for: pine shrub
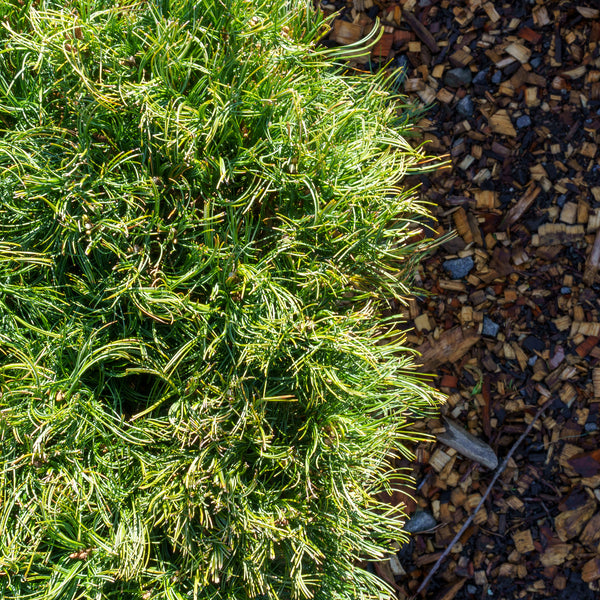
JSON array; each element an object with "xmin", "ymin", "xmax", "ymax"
[{"xmin": 0, "ymin": 1, "xmax": 442, "ymax": 598}]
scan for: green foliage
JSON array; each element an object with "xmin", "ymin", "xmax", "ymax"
[{"xmin": 0, "ymin": 0, "xmax": 442, "ymax": 598}]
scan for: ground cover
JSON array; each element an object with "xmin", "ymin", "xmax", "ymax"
[
  {"xmin": 0, "ymin": 1, "xmax": 442, "ymax": 598},
  {"xmin": 324, "ymin": 1, "xmax": 600, "ymax": 598}
]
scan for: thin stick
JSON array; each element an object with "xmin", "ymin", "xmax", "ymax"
[{"xmin": 410, "ymin": 398, "xmax": 554, "ymax": 599}]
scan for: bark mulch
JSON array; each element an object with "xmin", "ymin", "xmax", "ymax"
[{"xmin": 323, "ymin": 1, "xmax": 600, "ymax": 599}]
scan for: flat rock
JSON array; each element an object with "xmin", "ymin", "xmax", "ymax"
[
  {"xmin": 444, "ymin": 67, "xmax": 472, "ymax": 88},
  {"xmin": 436, "ymin": 417, "xmax": 498, "ymax": 470},
  {"xmin": 443, "ymin": 256, "xmax": 474, "ymax": 279},
  {"xmin": 404, "ymin": 510, "xmax": 437, "ymax": 534}
]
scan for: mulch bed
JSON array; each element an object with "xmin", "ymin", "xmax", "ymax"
[{"xmin": 323, "ymin": 1, "xmax": 600, "ymax": 599}]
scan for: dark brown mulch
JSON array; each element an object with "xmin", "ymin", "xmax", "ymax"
[{"xmin": 323, "ymin": 1, "xmax": 600, "ymax": 599}]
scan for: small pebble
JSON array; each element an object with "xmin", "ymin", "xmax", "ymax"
[
  {"xmin": 528, "ymin": 355, "xmax": 537, "ymax": 367},
  {"xmin": 404, "ymin": 510, "xmax": 437, "ymax": 534},
  {"xmin": 443, "ymin": 256, "xmax": 474, "ymax": 279},
  {"xmin": 482, "ymin": 317, "xmax": 499, "ymax": 337},
  {"xmin": 585, "ymin": 422, "xmax": 598, "ymax": 432},
  {"xmin": 473, "ymin": 69, "xmax": 488, "ymax": 85},
  {"xmin": 516, "ymin": 114, "xmax": 532, "ymax": 128},
  {"xmin": 456, "ymin": 95, "xmax": 474, "ymax": 118},
  {"xmin": 561, "ymin": 286, "xmax": 571, "ymax": 294},
  {"xmin": 491, "ymin": 70, "xmax": 502, "ymax": 84}
]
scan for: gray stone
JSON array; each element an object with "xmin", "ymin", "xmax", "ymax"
[
  {"xmin": 482, "ymin": 317, "xmax": 499, "ymax": 337},
  {"xmin": 516, "ymin": 115, "xmax": 532, "ymax": 128},
  {"xmin": 491, "ymin": 70, "xmax": 502, "ymax": 84},
  {"xmin": 388, "ymin": 554, "xmax": 406, "ymax": 577},
  {"xmin": 473, "ymin": 69, "xmax": 488, "ymax": 85},
  {"xmin": 444, "ymin": 67, "xmax": 472, "ymax": 88},
  {"xmin": 456, "ymin": 95, "xmax": 474, "ymax": 118},
  {"xmin": 585, "ymin": 422, "xmax": 598, "ymax": 433},
  {"xmin": 436, "ymin": 417, "xmax": 498, "ymax": 470},
  {"xmin": 443, "ymin": 256, "xmax": 474, "ymax": 279},
  {"xmin": 404, "ymin": 510, "xmax": 437, "ymax": 534}
]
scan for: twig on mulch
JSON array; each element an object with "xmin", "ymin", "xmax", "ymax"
[{"xmin": 410, "ymin": 397, "xmax": 554, "ymax": 599}]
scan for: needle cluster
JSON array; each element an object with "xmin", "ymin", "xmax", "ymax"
[{"xmin": 0, "ymin": 1, "xmax": 442, "ymax": 598}]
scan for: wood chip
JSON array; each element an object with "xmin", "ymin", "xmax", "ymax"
[
  {"xmin": 582, "ymin": 557, "xmax": 600, "ymax": 583},
  {"xmin": 500, "ymin": 185, "xmax": 540, "ymax": 229},
  {"xmin": 430, "ymin": 447, "xmax": 453, "ymax": 472},
  {"xmin": 505, "ymin": 42, "xmax": 531, "ymax": 64},
  {"xmin": 555, "ymin": 499, "xmax": 597, "ymax": 542},
  {"xmin": 435, "ymin": 578, "xmax": 467, "ymax": 600},
  {"xmin": 594, "ymin": 369, "xmax": 600, "ymax": 398},
  {"xmin": 577, "ymin": 7, "xmax": 599, "ymax": 19},
  {"xmin": 584, "ymin": 229, "xmax": 600, "ymax": 284},
  {"xmin": 483, "ymin": 2, "xmax": 500, "ymax": 23},
  {"xmin": 402, "ymin": 10, "xmax": 440, "ymax": 54},
  {"xmin": 580, "ymin": 512, "xmax": 600, "ymax": 549},
  {"xmin": 540, "ymin": 543, "xmax": 572, "ymax": 567},
  {"xmin": 512, "ymin": 530, "xmax": 535, "ymax": 553},
  {"xmin": 416, "ymin": 327, "xmax": 480, "ymax": 370},
  {"xmin": 414, "ymin": 313, "xmax": 432, "ymax": 332},
  {"xmin": 331, "ymin": 20, "xmax": 363, "ymax": 45},
  {"xmin": 489, "ymin": 110, "xmax": 517, "ymax": 137}
]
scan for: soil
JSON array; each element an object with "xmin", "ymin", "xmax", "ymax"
[{"xmin": 323, "ymin": 1, "xmax": 600, "ymax": 598}]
